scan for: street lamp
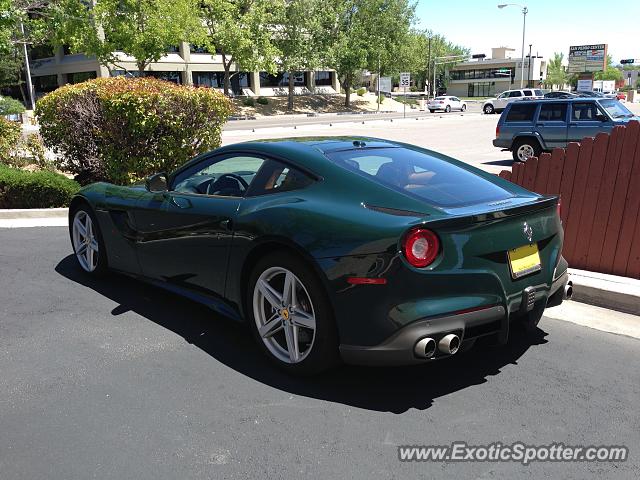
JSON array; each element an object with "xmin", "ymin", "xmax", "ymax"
[{"xmin": 498, "ymin": 3, "xmax": 528, "ymax": 89}]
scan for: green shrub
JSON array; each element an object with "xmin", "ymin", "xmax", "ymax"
[
  {"xmin": 256, "ymin": 96, "xmax": 269, "ymax": 105},
  {"xmin": 377, "ymin": 94, "xmax": 385, "ymax": 104},
  {"xmin": 0, "ymin": 163, "xmax": 80, "ymax": 208},
  {"xmin": 410, "ymin": 86, "xmax": 418, "ymax": 92},
  {"xmin": 0, "ymin": 118, "xmax": 22, "ymax": 163},
  {"xmin": 36, "ymin": 77, "xmax": 233, "ymax": 185},
  {"xmin": 0, "ymin": 96, "xmax": 25, "ymax": 116},
  {"xmin": 243, "ymin": 97, "xmax": 255, "ymax": 107},
  {"xmin": 357, "ymin": 87, "xmax": 367, "ymax": 96}
]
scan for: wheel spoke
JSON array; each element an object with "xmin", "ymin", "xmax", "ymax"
[
  {"xmin": 76, "ymin": 243, "xmax": 88, "ymax": 256},
  {"xmin": 85, "ymin": 216, "xmax": 93, "ymax": 240},
  {"xmin": 282, "ymin": 272, "xmax": 297, "ymax": 307},
  {"xmin": 86, "ymin": 246, "xmax": 94, "ymax": 270},
  {"xmin": 283, "ymin": 323, "xmax": 299, "ymax": 362},
  {"xmin": 258, "ymin": 279, "xmax": 282, "ymax": 308},
  {"xmin": 291, "ymin": 309, "xmax": 315, "ymax": 330},
  {"xmin": 259, "ymin": 315, "xmax": 283, "ymax": 339},
  {"xmin": 89, "ymin": 239, "xmax": 99, "ymax": 252},
  {"xmin": 74, "ymin": 217, "xmax": 87, "ymax": 238}
]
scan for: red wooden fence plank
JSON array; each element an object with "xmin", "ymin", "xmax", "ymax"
[
  {"xmin": 534, "ymin": 153, "xmax": 551, "ymax": 194},
  {"xmin": 513, "ymin": 162, "xmax": 524, "ymax": 185},
  {"xmin": 625, "ymin": 207, "xmax": 640, "ymax": 278},
  {"xmin": 572, "ymin": 133, "xmax": 609, "ymax": 269},
  {"xmin": 563, "ymin": 137, "xmax": 594, "ymax": 265},
  {"xmin": 599, "ymin": 121, "xmax": 640, "ymax": 273},
  {"xmin": 586, "ymin": 126, "xmax": 626, "ymax": 269},
  {"xmin": 545, "ymin": 148, "xmax": 565, "ymax": 195},
  {"xmin": 499, "ymin": 170, "xmax": 512, "ymax": 181},
  {"xmin": 522, "ymin": 157, "xmax": 538, "ymax": 191},
  {"xmin": 613, "ymin": 131, "xmax": 640, "ymax": 276},
  {"xmin": 559, "ymin": 142, "xmax": 580, "ymax": 227}
]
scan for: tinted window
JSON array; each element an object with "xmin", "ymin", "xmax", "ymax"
[
  {"xmin": 326, "ymin": 148, "xmax": 513, "ymax": 208},
  {"xmin": 538, "ymin": 103, "xmax": 568, "ymax": 122},
  {"xmin": 571, "ymin": 102, "xmax": 600, "ymax": 121},
  {"xmin": 506, "ymin": 103, "xmax": 537, "ymax": 122},
  {"xmin": 173, "ymin": 155, "xmax": 265, "ymax": 196},
  {"xmin": 247, "ymin": 160, "xmax": 314, "ymax": 196},
  {"xmin": 523, "ymin": 90, "xmax": 533, "ymax": 96},
  {"xmin": 508, "ymin": 91, "xmax": 523, "ymax": 98},
  {"xmin": 534, "ymin": 89, "xmax": 544, "ymax": 96}
]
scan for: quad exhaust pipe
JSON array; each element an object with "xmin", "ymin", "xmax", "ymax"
[
  {"xmin": 414, "ymin": 337, "xmax": 437, "ymax": 358},
  {"xmin": 438, "ymin": 334, "xmax": 460, "ymax": 355},
  {"xmin": 414, "ymin": 333, "xmax": 461, "ymax": 358}
]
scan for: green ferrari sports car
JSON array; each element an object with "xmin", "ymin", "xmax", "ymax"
[{"xmin": 68, "ymin": 137, "xmax": 571, "ymax": 374}]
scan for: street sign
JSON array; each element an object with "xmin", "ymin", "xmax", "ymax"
[
  {"xmin": 568, "ymin": 44, "xmax": 607, "ymax": 73},
  {"xmin": 399, "ymin": 72, "xmax": 410, "ymax": 88},
  {"xmin": 577, "ymin": 79, "xmax": 593, "ymax": 92},
  {"xmin": 620, "ymin": 59, "xmax": 635, "ymax": 64}
]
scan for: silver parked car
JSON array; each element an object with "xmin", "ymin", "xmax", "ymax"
[{"xmin": 427, "ymin": 96, "xmax": 467, "ymax": 113}]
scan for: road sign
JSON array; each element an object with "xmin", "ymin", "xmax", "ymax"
[
  {"xmin": 620, "ymin": 59, "xmax": 635, "ymax": 64},
  {"xmin": 568, "ymin": 44, "xmax": 607, "ymax": 73},
  {"xmin": 399, "ymin": 72, "xmax": 410, "ymax": 88}
]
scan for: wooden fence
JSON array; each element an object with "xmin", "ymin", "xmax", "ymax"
[{"xmin": 499, "ymin": 120, "xmax": 640, "ymax": 279}]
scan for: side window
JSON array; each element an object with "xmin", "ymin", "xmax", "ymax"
[
  {"xmin": 497, "ymin": 92, "xmax": 508, "ymax": 99},
  {"xmin": 571, "ymin": 102, "xmax": 599, "ymax": 121},
  {"xmin": 172, "ymin": 155, "xmax": 265, "ymax": 196},
  {"xmin": 505, "ymin": 103, "xmax": 537, "ymax": 122},
  {"xmin": 538, "ymin": 103, "xmax": 568, "ymax": 122},
  {"xmin": 509, "ymin": 91, "xmax": 523, "ymax": 98},
  {"xmin": 247, "ymin": 160, "xmax": 314, "ymax": 196},
  {"xmin": 523, "ymin": 90, "xmax": 533, "ymax": 97},
  {"xmin": 534, "ymin": 89, "xmax": 544, "ymax": 96}
]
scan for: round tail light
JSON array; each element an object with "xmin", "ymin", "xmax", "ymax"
[{"xmin": 403, "ymin": 228, "xmax": 440, "ymax": 268}]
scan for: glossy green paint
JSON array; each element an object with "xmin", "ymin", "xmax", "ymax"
[{"xmin": 70, "ymin": 137, "xmax": 564, "ymax": 349}]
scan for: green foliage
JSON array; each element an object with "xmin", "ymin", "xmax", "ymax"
[
  {"xmin": 0, "ymin": 117, "xmax": 21, "ymax": 162},
  {"xmin": 377, "ymin": 94, "xmax": 384, "ymax": 104},
  {"xmin": 0, "ymin": 95, "xmax": 25, "ymax": 115},
  {"xmin": 243, "ymin": 97, "xmax": 256, "ymax": 107},
  {"xmin": 199, "ymin": 0, "xmax": 279, "ymax": 95},
  {"xmin": 357, "ymin": 87, "xmax": 366, "ymax": 96},
  {"xmin": 53, "ymin": 0, "xmax": 203, "ymax": 72},
  {"xmin": 594, "ymin": 56, "xmax": 623, "ymax": 82},
  {"xmin": 36, "ymin": 77, "xmax": 233, "ymax": 185},
  {"xmin": 256, "ymin": 96, "xmax": 269, "ymax": 105},
  {"xmin": 545, "ymin": 52, "xmax": 567, "ymax": 90},
  {"xmin": 0, "ymin": 163, "xmax": 80, "ymax": 208}
]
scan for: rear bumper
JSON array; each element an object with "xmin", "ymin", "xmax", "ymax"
[{"xmin": 493, "ymin": 138, "xmax": 511, "ymax": 149}]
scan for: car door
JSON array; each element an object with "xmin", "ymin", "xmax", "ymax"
[
  {"xmin": 133, "ymin": 152, "xmax": 267, "ymax": 296},
  {"xmin": 568, "ymin": 101, "xmax": 612, "ymax": 142},
  {"xmin": 450, "ymin": 97, "xmax": 462, "ymax": 110},
  {"xmin": 494, "ymin": 92, "xmax": 510, "ymax": 109},
  {"xmin": 536, "ymin": 102, "xmax": 569, "ymax": 148}
]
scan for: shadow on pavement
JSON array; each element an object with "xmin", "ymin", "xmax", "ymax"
[{"xmin": 56, "ymin": 254, "xmax": 548, "ymax": 414}]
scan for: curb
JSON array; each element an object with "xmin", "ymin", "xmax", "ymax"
[
  {"xmin": 569, "ymin": 268, "xmax": 640, "ymax": 316},
  {"xmin": 0, "ymin": 208, "xmax": 68, "ymax": 219}
]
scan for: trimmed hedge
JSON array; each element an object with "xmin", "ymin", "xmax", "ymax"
[
  {"xmin": 36, "ymin": 77, "xmax": 234, "ymax": 185},
  {"xmin": 357, "ymin": 87, "xmax": 367, "ymax": 96},
  {"xmin": 0, "ymin": 96, "xmax": 25, "ymax": 116},
  {"xmin": 0, "ymin": 164, "xmax": 80, "ymax": 208}
]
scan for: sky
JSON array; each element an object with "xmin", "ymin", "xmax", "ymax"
[{"xmin": 414, "ymin": 0, "xmax": 639, "ymax": 64}]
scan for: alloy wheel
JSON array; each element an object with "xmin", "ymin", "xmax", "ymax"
[
  {"xmin": 517, "ymin": 144, "xmax": 535, "ymax": 161},
  {"xmin": 252, "ymin": 266, "xmax": 316, "ymax": 364},
  {"xmin": 72, "ymin": 210, "xmax": 99, "ymax": 272}
]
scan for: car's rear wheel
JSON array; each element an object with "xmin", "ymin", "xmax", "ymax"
[
  {"xmin": 247, "ymin": 252, "xmax": 339, "ymax": 375},
  {"xmin": 461, "ymin": 104, "xmax": 467, "ymax": 112},
  {"xmin": 483, "ymin": 104, "xmax": 495, "ymax": 114},
  {"xmin": 512, "ymin": 138, "xmax": 542, "ymax": 162},
  {"xmin": 70, "ymin": 206, "xmax": 108, "ymax": 275},
  {"xmin": 429, "ymin": 109, "xmax": 435, "ymax": 113},
  {"xmin": 445, "ymin": 105, "xmax": 451, "ymax": 113}
]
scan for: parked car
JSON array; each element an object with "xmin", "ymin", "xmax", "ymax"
[
  {"xmin": 68, "ymin": 137, "xmax": 570, "ymax": 374},
  {"xmin": 482, "ymin": 88, "xmax": 545, "ymax": 114},
  {"xmin": 575, "ymin": 90, "xmax": 605, "ymax": 98},
  {"xmin": 427, "ymin": 95, "xmax": 467, "ymax": 113},
  {"xmin": 616, "ymin": 92, "xmax": 627, "ymax": 101},
  {"xmin": 544, "ymin": 91, "xmax": 579, "ymax": 99},
  {"xmin": 493, "ymin": 98, "xmax": 639, "ymax": 162}
]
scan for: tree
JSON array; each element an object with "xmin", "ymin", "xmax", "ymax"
[
  {"xmin": 199, "ymin": 0, "xmax": 280, "ymax": 96},
  {"xmin": 545, "ymin": 52, "xmax": 567, "ymax": 90},
  {"xmin": 594, "ymin": 55, "xmax": 623, "ymax": 82},
  {"xmin": 325, "ymin": 0, "xmax": 414, "ymax": 108},
  {"xmin": 53, "ymin": 0, "xmax": 203, "ymax": 74},
  {"xmin": 274, "ymin": 0, "xmax": 324, "ymax": 110}
]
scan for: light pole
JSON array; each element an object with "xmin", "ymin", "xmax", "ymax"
[{"xmin": 498, "ymin": 3, "xmax": 528, "ymax": 89}]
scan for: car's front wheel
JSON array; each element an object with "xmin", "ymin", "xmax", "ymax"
[
  {"xmin": 483, "ymin": 104, "xmax": 494, "ymax": 114},
  {"xmin": 70, "ymin": 205, "xmax": 108, "ymax": 275},
  {"xmin": 247, "ymin": 252, "xmax": 339, "ymax": 375},
  {"xmin": 461, "ymin": 104, "xmax": 467, "ymax": 112},
  {"xmin": 445, "ymin": 105, "xmax": 451, "ymax": 113}
]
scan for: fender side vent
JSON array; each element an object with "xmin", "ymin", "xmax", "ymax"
[{"xmin": 363, "ymin": 204, "xmax": 428, "ymax": 217}]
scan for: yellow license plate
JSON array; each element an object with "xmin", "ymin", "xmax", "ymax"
[{"xmin": 508, "ymin": 243, "xmax": 541, "ymax": 279}]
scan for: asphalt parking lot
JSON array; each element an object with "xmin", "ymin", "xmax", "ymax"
[{"xmin": 1, "ymin": 227, "xmax": 639, "ymax": 479}]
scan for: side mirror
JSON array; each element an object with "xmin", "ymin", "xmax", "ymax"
[{"xmin": 145, "ymin": 172, "xmax": 168, "ymax": 192}]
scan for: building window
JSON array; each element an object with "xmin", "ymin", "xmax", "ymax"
[
  {"xmin": 467, "ymin": 82, "xmax": 494, "ymax": 97},
  {"xmin": 111, "ymin": 70, "xmax": 182, "ymax": 84},
  {"xmin": 166, "ymin": 45, "xmax": 180, "ymax": 53},
  {"xmin": 30, "ymin": 44, "xmax": 55, "ymax": 60},
  {"xmin": 68, "ymin": 71, "xmax": 97, "ymax": 84},
  {"xmin": 314, "ymin": 71, "xmax": 333, "ymax": 86},
  {"xmin": 193, "ymin": 71, "xmax": 251, "ymax": 94},
  {"xmin": 450, "ymin": 67, "xmax": 515, "ymax": 81},
  {"xmin": 259, "ymin": 72, "xmax": 307, "ymax": 88},
  {"xmin": 190, "ymin": 44, "xmax": 210, "ymax": 54},
  {"xmin": 32, "ymin": 75, "xmax": 58, "ymax": 94}
]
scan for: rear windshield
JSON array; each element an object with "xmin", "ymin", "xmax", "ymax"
[
  {"xmin": 325, "ymin": 147, "xmax": 514, "ymax": 208},
  {"xmin": 506, "ymin": 103, "xmax": 537, "ymax": 122}
]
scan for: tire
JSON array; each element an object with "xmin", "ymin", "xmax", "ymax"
[
  {"xmin": 483, "ymin": 104, "xmax": 495, "ymax": 114},
  {"xmin": 461, "ymin": 104, "xmax": 467, "ymax": 112},
  {"xmin": 512, "ymin": 138, "xmax": 542, "ymax": 162},
  {"xmin": 69, "ymin": 204, "xmax": 108, "ymax": 276},
  {"xmin": 445, "ymin": 105, "xmax": 451, "ymax": 113},
  {"xmin": 429, "ymin": 109, "xmax": 435, "ymax": 113},
  {"xmin": 247, "ymin": 251, "xmax": 339, "ymax": 375}
]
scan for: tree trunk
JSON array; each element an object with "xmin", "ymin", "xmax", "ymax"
[
  {"xmin": 344, "ymin": 73, "xmax": 352, "ymax": 108},
  {"xmin": 288, "ymin": 71, "xmax": 294, "ymax": 111},
  {"xmin": 222, "ymin": 54, "xmax": 231, "ymax": 96},
  {"xmin": 137, "ymin": 62, "xmax": 146, "ymax": 77}
]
